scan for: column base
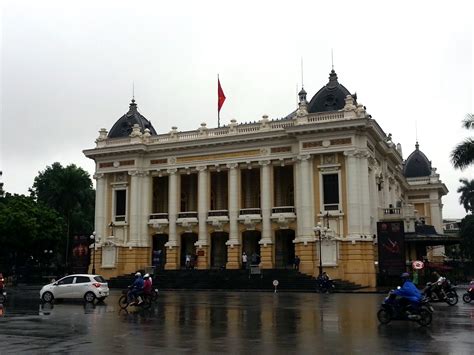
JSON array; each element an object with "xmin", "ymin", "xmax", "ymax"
[
  {"xmin": 295, "ymin": 241, "xmax": 315, "ymax": 275},
  {"xmin": 260, "ymin": 244, "xmax": 274, "ymax": 269},
  {"xmin": 164, "ymin": 247, "xmax": 179, "ymax": 270},
  {"xmin": 195, "ymin": 245, "xmax": 210, "ymax": 269},
  {"xmin": 226, "ymin": 244, "xmax": 241, "ymax": 269}
]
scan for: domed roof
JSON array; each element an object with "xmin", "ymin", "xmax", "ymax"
[
  {"xmin": 307, "ymin": 69, "xmax": 354, "ymax": 113},
  {"xmin": 108, "ymin": 99, "xmax": 157, "ymax": 138},
  {"xmin": 403, "ymin": 142, "xmax": 432, "ymax": 178}
]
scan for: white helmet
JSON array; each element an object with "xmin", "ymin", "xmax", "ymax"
[
  {"xmin": 144, "ymin": 273, "xmax": 150, "ymax": 278},
  {"xmin": 135, "ymin": 272, "xmax": 142, "ymax": 277}
]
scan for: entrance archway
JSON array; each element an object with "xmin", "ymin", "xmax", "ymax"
[
  {"xmin": 275, "ymin": 229, "xmax": 295, "ymax": 268},
  {"xmin": 180, "ymin": 233, "xmax": 198, "ymax": 268},
  {"xmin": 152, "ymin": 234, "xmax": 168, "ymax": 269},
  {"xmin": 211, "ymin": 232, "xmax": 228, "ymax": 268},
  {"xmin": 242, "ymin": 231, "xmax": 261, "ymax": 261}
]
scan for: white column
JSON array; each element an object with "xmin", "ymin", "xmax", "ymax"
[
  {"xmin": 359, "ymin": 153, "xmax": 371, "ymax": 235},
  {"xmin": 344, "ymin": 151, "xmax": 361, "ymax": 237},
  {"xmin": 94, "ymin": 173, "xmax": 106, "ymax": 243},
  {"xmin": 128, "ymin": 170, "xmax": 141, "ymax": 246},
  {"xmin": 227, "ymin": 163, "xmax": 239, "ymax": 244},
  {"xmin": 197, "ymin": 166, "xmax": 209, "ymax": 246},
  {"xmin": 299, "ymin": 155, "xmax": 313, "ymax": 240},
  {"xmin": 141, "ymin": 172, "xmax": 152, "ymax": 247},
  {"xmin": 167, "ymin": 169, "xmax": 178, "ymax": 247},
  {"xmin": 244, "ymin": 170, "xmax": 252, "ymax": 207},
  {"xmin": 294, "ymin": 162, "xmax": 302, "ymax": 239},
  {"xmin": 260, "ymin": 160, "xmax": 272, "ymax": 244},
  {"xmin": 368, "ymin": 164, "xmax": 378, "ymax": 235}
]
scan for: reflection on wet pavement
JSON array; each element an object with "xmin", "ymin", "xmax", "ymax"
[{"xmin": 0, "ymin": 289, "xmax": 474, "ymax": 353}]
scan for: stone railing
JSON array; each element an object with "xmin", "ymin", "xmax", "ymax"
[{"xmin": 99, "ymin": 110, "xmax": 351, "ymax": 147}]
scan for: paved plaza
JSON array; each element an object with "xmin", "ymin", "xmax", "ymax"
[{"xmin": 0, "ymin": 288, "xmax": 473, "ymax": 353}]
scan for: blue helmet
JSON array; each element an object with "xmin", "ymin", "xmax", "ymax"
[{"xmin": 401, "ymin": 272, "xmax": 410, "ymax": 279}]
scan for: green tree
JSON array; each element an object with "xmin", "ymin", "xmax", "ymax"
[
  {"xmin": 451, "ymin": 114, "xmax": 474, "ymax": 170},
  {"xmin": 459, "ymin": 215, "xmax": 474, "ymax": 259},
  {"xmin": 31, "ymin": 163, "xmax": 95, "ymax": 267},
  {"xmin": 457, "ymin": 178, "xmax": 474, "ymax": 213},
  {"xmin": 0, "ymin": 193, "xmax": 65, "ymax": 274}
]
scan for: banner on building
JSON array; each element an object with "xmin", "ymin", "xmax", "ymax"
[
  {"xmin": 377, "ymin": 221, "xmax": 405, "ymax": 276},
  {"xmin": 71, "ymin": 235, "xmax": 90, "ymax": 274}
]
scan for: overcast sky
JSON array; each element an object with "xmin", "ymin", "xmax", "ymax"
[{"xmin": 1, "ymin": 0, "xmax": 472, "ymax": 218}]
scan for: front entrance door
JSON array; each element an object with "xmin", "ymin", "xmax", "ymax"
[
  {"xmin": 242, "ymin": 231, "xmax": 261, "ymax": 263},
  {"xmin": 152, "ymin": 234, "xmax": 168, "ymax": 269},
  {"xmin": 211, "ymin": 232, "xmax": 228, "ymax": 268},
  {"xmin": 275, "ymin": 229, "xmax": 295, "ymax": 268},
  {"xmin": 180, "ymin": 233, "xmax": 198, "ymax": 268}
]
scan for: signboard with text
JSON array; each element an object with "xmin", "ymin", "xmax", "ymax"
[{"xmin": 377, "ymin": 221, "xmax": 405, "ymax": 276}]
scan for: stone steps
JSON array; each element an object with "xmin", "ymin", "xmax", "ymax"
[{"xmin": 108, "ymin": 269, "xmax": 365, "ymax": 292}]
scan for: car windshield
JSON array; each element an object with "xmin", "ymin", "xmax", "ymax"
[{"xmin": 94, "ymin": 276, "xmax": 106, "ymax": 283}]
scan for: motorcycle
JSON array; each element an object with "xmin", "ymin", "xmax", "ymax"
[
  {"xmin": 422, "ymin": 279, "xmax": 458, "ymax": 306},
  {"xmin": 0, "ymin": 289, "xmax": 6, "ymax": 304},
  {"xmin": 462, "ymin": 285, "xmax": 474, "ymax": 303},
  {"xmin": 118, "ymin": 287, "xmax": 152, "ymax": 310},
  {"xmin": 315, "ymin": 278, "xmax": 335, "ymax": 293},
  {"xmin": 377, "ymin": 291, "xmax": 434, "ymax": 326}
]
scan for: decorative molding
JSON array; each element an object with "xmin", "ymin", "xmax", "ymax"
[
  {"xmin": 271, "ymin": 146, "xmax": 292, "ymax": 153},
  {"xmin": 303, "ymin": 141, "xmax": 322, "ymax": 149},
  {"xmin": 99, "ymin": 162, "xmax": 114, "ymax": 168},
  {"xmin": 167, "ymin": 168, "xmax": 178, "ymax": 175},
  {"xmin": 150, "ymin": 158, "xmax": 167, "ymax": 165},
  {"xmin": 176, "ymin": 150, "xmax": 260, "ymax": 164},
  {"xmin": 196, "ymin": 165, "xmax": 207, "ymax": 172},
  {"xmin": 330, "ymin": 138, "xmax": 352, "ymax": 146},
  {"xmin": 93, "ymin": 173, "xmax": 105, "ymax": 180},
  {"xmin": 226, "ymin": 162, "xmax": 239, "ymax": 170}
]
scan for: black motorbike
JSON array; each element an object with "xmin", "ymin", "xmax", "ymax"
[
  {"xmin": 462, "ymin": 285, "xmax": 474, "ymax": 303},
  {"xmin": 118, "ymin": 287, "xmax": 152, "ymax": 310},
  {"xmin": 377, "ymin": 291, "xmax": 434, "ymax": 326},
  {"xmin": 0, "ymin": 288, "xmax": 6, "ymax": 304},
  {"xmin": 315, "ymin": 278, "xmax": 335, "ymax": 293},
  {"xmin": 422, "ymin": 280, "xmax": 458, "ymax": 306}
]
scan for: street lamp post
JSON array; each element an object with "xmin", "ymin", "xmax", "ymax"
[
  {"xmin": 314, "ymin": 212, "xmax": 331, "ymax": 277},
  {"xmin": 90, "ymin": 231, "xmax": 96, "ymax": 275}
]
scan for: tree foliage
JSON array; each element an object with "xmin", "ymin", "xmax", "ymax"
[
  {"xmin": 31, "ymin": 162, "xmax": 95, "ymax": 236},
  {"xmin": 0, "ymin": 193, "xmax": 65, "ymax": 271},
  {"xmin": 459, "ymin": 215, "xmax": 474, "ymax": 259},
  {"xmin": 451, "ymin": 114, "xmax": 474, "ymax": 170},
  {"xmin": 457, "ymin": 178, "xmax": 474, "ymax": 213}
]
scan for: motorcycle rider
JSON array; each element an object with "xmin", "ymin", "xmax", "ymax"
[
  {"xmin": 143, "ymin": 274, "xmax": 152, "ymax": 297},
  {"xmin": 431, "ymin": 271, "xmax": 447, "ymax": 300},
  {"xmin": 130, "ymin": 272, "xmax": 144, "ymax": 305},
  {"xmin": 393, "ymin": 272, "xmax": 422, "ymax": 315}
]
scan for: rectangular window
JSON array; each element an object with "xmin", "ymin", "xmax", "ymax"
[
  {"xmin": 115, "ymin": 190, "xmax": 126, "ymax": 221},
  {"xmin": 323, "ymin": 174, "xmax": 339, "ymax": 210}
]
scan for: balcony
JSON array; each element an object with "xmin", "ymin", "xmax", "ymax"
[
  {"xmin": 207, "ymin": 210, "xmax": 229, "ymax": 231},
  {"xmin": 148, "ymin": 213, "xmax": 169, "ymax": 233},
  {"xmin": 177, "ymin": 211, "xmax": 198, "ymax": 231},
  {"xmin": 238, "ymin": 208, "xmax": 262, "ymax": 230},
  {"xmin": 271, "ymin": 206, "xmax": 296, "ymax": 229}
]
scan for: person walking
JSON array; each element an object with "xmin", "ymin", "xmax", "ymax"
[
  {"xmin": 294, "ymin": 256, "xmax": 301, "ymax": 271},
  {"xmin": 242, "ymin": 252, "xmax": 248, "ymax": 269}
]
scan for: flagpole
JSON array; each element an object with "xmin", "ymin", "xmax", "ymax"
[{"xmin": 217, "ymin": 74, "xmax": 220, "ymax": 128}]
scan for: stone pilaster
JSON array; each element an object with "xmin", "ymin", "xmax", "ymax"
[
  {"xmin": 128, "ymin": 170, "xmax": 141, "ymax": 245},
  {"xmin": 93, "ymin": 173, "xmax": 107, "ymax": 243},
  {"xmin": 227, "ymin": 163, "xmax": 239, "ymax": 245},
  {"xmin": 197, "ymin": 166, "xmax": 209, "ymax": 247},
  {"xmin": 226, "ymin": 244, "xmax": 241, "ymax": 269},
  {"xmin": 259, "ymin": 160, "xmax": 272, "ymax": 245}
]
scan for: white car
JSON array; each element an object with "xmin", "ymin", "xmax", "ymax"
[{"xmin": 40, "ymin": 274, "xmax": 109, "ymax": 303}]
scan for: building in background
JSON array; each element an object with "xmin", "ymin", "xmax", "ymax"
[{"xmin": 84, "ymin": 69, "xmax": 449, "ymax": 287}]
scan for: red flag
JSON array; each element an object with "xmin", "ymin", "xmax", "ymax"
[{"xmin": 218, "ymin": 78, "xmax": 226, "ymax": 113}]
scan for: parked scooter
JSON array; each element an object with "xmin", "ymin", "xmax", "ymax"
[
  {"xmin": 377, "ymin": 290, "xmax": 434, "ymax": 326},
  {"xmin": 422, "ymin": 278, "xmax": 458, "ymax": 306}
]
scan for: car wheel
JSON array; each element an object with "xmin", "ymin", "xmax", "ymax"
[
  {"xmin": 377, "ymin": 309, "xmax": 391, "ymax": 324},
  {"xmin": 42, "ymin": 291, "xmax": 54, "ymax": 303},
  {"xmin": 84, "ymin": 292, "xmax": 96, "ymax": 303},
  {"xmin": 463, "ymin": 293, "xmax": 472, "ymax": 303},
  {"xmin": 0, "ymin": 294, "xmax": 6, "ymax": 304}
]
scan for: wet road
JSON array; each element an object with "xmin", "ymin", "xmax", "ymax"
[{"xmin": 1, "ymin": 288, "xmax": 474, "ymax": 354}]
